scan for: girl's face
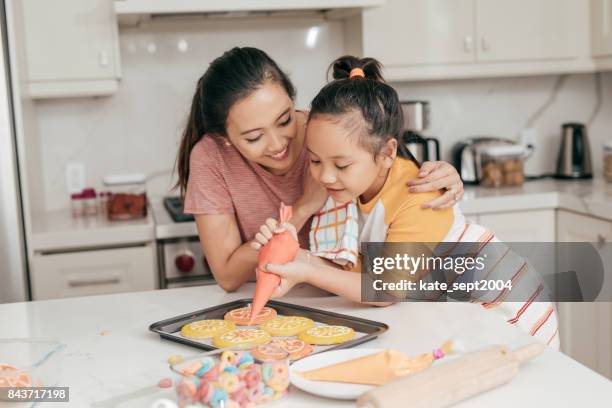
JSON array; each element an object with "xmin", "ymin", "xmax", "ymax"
[
  {"xmin": 225, "ymin": 81, "xmax": 301, "ymax": 175},
  {"xmin": 306, "ymin": 114, "xmax": 396, "ymax": 204}
]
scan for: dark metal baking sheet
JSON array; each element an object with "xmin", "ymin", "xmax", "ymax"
[{"xmin": 149, "ymin": 299, "xmax": 389, "ymax": 356}]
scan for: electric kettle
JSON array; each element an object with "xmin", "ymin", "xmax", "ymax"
[{"xmin": 555, "ymin": 123, "xmax": 592, "ymax": 179}]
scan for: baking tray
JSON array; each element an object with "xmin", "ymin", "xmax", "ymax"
[{"xmin": 149, "ymin": 299, "xmax": 389, "ymax": 356}]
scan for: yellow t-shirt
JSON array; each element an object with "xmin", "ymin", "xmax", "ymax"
[{"xmin": 357, "ymin": 157, "xmax": 454, "ymax": 243}]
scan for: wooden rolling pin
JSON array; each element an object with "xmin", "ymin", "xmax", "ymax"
[{"xmin": 356, "ymin": 343, "xmax": 544, "ymax": 408}]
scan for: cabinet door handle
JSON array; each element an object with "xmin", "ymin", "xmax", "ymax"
[
  {"xmin": 597, "ymin": 233, "xmax": 607, "ymax": 247},
  {"xmin": 463, "ymin": 36, "xmax": 474, "ymax": 53},
  {"xmin": 68, "ymin": 276, "xmax": 121, "ymax": 287},
  {"xmin": 98, "ymin": 50, "xmax": 110, "ymax": 68},
  {"xmin": 604, "ymin": 0, "xmax": 610, "ymax": 35},
  {"xmin": 481, "ymin": 36, "xmax": 490, "ymax": 52}
]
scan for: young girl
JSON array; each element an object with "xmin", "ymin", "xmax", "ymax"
[{"xmin": 254, "ymin": 55, "xmax": 559, "ymax": 348}]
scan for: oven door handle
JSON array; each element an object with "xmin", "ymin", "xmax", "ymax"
[{"xmin": 67, "ymin": 275, "xmax": 122, "ymax": 287}]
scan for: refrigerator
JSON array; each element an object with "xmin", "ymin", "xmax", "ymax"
[{"xmin": 0, "ymin": 0, "xmax": 28, "ymax": 303}]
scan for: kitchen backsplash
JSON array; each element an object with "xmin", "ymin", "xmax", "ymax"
[{"xmin": 31, "ymin": 17, "xmax": 612, "ymax": 212}]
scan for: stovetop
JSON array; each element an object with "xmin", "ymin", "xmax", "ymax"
[
  {"xmin": 163, "ymin": 196, "xmax": 194, "ymax": 223},
  {"xmin": 151, "ymin": 197, "xmax": 198, "ymax": 240}
]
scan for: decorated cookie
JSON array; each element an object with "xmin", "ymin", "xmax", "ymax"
[
  {"xmin": 213, "ymin": 329, "xmax": 272, "ymax": 348},
  {"xmin": 253, "ymin": 338, "xmax": 313, "ymax": 361},
  {"xmin": 260, "ymin": 316, "xmax": 315, "ymax": 337},
  {"xmin": 298, "ymin": 325, "xmax": 355, "ymax": 345},
  {"xmin": 224, "ymin": 306, "xmax": 277, "ymax": 326},
  {"xmin": 180, "ymin": 319, "xmax": 235, "ymax": 339}
]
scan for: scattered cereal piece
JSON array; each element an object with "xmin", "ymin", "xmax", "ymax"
[
  {"xmin": 158, "ymin": 378, "xmax": 173, "ymax": 388},
  {"xmin": 167, "ymin": 354, "xmax": 184, "ymax": 365}
]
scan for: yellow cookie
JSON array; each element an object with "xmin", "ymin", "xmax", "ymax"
[
  {"xmin": 261, "ymin": 316, "xmax": 315, "ymax": 337},
  {"xmin": 180, "ymin": 319, "xmax": 235, "ymax": 339},
  {"xmin": 213, "ymin": 328, "xmax": 272, "ymax": 348},
  {"xmin": 298, "ymin": 325, "xmax": 355, "ymax": 345}
]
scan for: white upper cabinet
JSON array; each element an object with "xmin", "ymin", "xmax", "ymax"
[
  {"xmin": 592, "ymin": 0, "xmax": 612, "ymax": 57},
  {"xmin": 19, "ymin": 0, "xmax": 121, "ymax": 98},
  {"xmin": 361, "ymin": 0, "xmax": 476, "ymax": 66},
  {"xmin": 475, "ymin": 0, "xmax": 578, "ymax": 62},
  {"xmin": 352, "ymin": 0, "xmax": 593, "ymax": 81}
]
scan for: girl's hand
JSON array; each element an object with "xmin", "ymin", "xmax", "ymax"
[
  {"xmin": 250, "ymin": 219, "xmax": 298, "ymax": 251},
  {"xmin": 407, "ymin": 161, "xmax": 464, "ymax": 209},
  {"xmin": 263, "ymin": 260, "xmax": 312, "ymax": 298}
]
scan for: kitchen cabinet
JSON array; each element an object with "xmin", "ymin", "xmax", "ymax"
[
  {"xmin": 17, "ymin": 0, "xmax": 121, "ymax": 98},
  {"xmin": 475, "ymin": 0, "xmax": 577, "ymax": 62},
  {"xmin": 591, "ymin": 0, "xmax": 612, "ymax": 57},
  {"xmin": 349, "ymin": 0, "xmax": 592, "ymax": 81},
  {"xmin": 556, "ymin": 210, "xmax": 612, "ymax": 380},
  {"xmin": 358, "ymin": 0, "xmax": 476, "ymax": 66},
  {"xmin": 478, "ymin": 210, "xmax": 556, "ymax": 242},
  {"xmin": 30, "ymin": 244, "xmax": 156, "ymax": 300},
  {"xmin": 557, "ymin": 210, "xmax": 612, "ymax": 243}
]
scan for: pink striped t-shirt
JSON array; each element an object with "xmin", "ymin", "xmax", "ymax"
[{"xmin": 183, "ymin": 135, "xmax": 311, "ymax": 246}]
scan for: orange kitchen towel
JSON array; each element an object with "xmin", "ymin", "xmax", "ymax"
[{"xmin": 309, "ymin": 198, "xmax": 359, "ymax": 269}]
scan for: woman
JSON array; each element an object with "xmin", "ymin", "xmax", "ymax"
[{"xmin": 176, "ymin": 47, "xmax": 464, "ymax": 292}]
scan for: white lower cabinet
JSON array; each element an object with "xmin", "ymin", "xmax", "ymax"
[
  {"xmin": 471, "ymin": 208, "xmax": 611, "ymax": 379},
  {"xmin": 31, "ymin": 244, "xmax": 157, "ymax": 300},
  {"xmin": 556, "ymin": 210, "xmax": 612, "ymax": 379},
  {"xmin": 478, "ymin": 210, "xmax": 556, "ymax": 242}
]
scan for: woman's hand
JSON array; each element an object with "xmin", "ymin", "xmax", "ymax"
[
  {"xmin": 250, "ymin": 218, "xmax": 298, "ymax": 251},
  {"xmin": 263, "ymin": 260, "xmax": 312, "ymax": 298},
  {"xmin": 407, "ymin": 161, "xmax": 464, "ymax": 209}
]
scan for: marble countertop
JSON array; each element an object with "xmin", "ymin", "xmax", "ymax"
[
  {"xmin": 29, "ymin": 208, "xmax": 155, "ymax": 252},
  {"xmin": 460, "ymin": 178, "xmax": 612, "ymax": 220},
  {"xmin": 29, "ymin": 178, "xmax": 612, "ymax": 251},
  {"xmin": 1, "ymin": 284, "xmax": 610, "ymax": 407}
]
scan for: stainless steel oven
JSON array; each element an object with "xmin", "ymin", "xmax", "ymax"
[{"xmin": 152, "ymin": 198, "xmax": 215, "ymax": 288}]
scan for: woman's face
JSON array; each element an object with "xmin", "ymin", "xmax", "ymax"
[
  {"xmin": 306, "ymin": 114, "xmax": 395, "ymax": 204},
  {"xmin": 225, "ymin": 81, "xmax": 300, "ymax": 175}
]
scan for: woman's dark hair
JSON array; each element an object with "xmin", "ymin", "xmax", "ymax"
[
  {"xmin": 175, "ymin": 47, "xmax": 296, "ymax": 195},
  {"xmin": 309, "ymin": 55, "xmax": 414, "ymax": 162}
]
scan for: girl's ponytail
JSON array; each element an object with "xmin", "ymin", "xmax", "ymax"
[{"xmin": 330, "ymin": 55, "xmax": 384, "ymax": 82}]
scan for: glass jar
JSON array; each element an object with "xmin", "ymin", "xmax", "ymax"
[
  {"xmin": 0, "ymin": 339, "xmax": 66, "ymax": 389},
  {"xmin": 480, "ymin": 145, "xmax": 526, "ymax": 188},
  {"xmin": 170, "ymin": 346, "xmax": 290, "ymax": 407},
  {"xmin": 70, "ymin": 193, "xmax": 84, "ymax": 218},
  {"xmin": 98, "ymin": 192, "xmax": 110, "ymax": 217},
  {"xmin": 604, "ymin": 141, "xmax": 612, "ymax": 183},
  {"xmin": 102, "ymin": 174, "xmax": 147, "ymax": 221},
  {"xmin": 81, "ymin": 188, "xmax": 98, "ymax": 216}
]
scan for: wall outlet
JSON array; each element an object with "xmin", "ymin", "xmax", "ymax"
[
  {"xmin": 65, "ymin": 162, "xmax": 86, "ymax": 194},
  {"xmin": 520, "ymin": 128, "xmax": 537, "ymax": 150},
  {"xmin": 520, "ymin": 128, "xmax": 555, "ymax": 177}
]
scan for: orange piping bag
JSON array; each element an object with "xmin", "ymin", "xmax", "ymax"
[{"xmin": 249, "ymin": 202, "xmax": 299, "ymax": 325}]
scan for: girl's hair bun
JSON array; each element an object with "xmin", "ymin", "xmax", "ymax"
[{"xmin": 330, "ymin": 55, "xmax": 385, "ymax": 82}]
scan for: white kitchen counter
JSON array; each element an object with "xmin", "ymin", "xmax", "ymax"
[
  {"xmin": 29, "ymin": 208, "xmax": 155, "ymax": 252},
  {"xmin": 460, "ymin": 178, "xmax": 612, "ymax": 220},
  {"xmin": 1, "ymin": 284, "xmax": 610, "ymax": 407},
  {"xmin": 29, "ymin": 178, "xmax": 612, "ymax": 250}
]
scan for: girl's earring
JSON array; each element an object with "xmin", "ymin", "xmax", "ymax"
[{"xmin": 224, "ymin": 139, "xmax": 232, "ymax": 146}]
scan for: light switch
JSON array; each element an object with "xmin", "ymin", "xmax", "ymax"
[{"xmin": 65, "ymin": 162, "xmax": 86, "ymax": 194}]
